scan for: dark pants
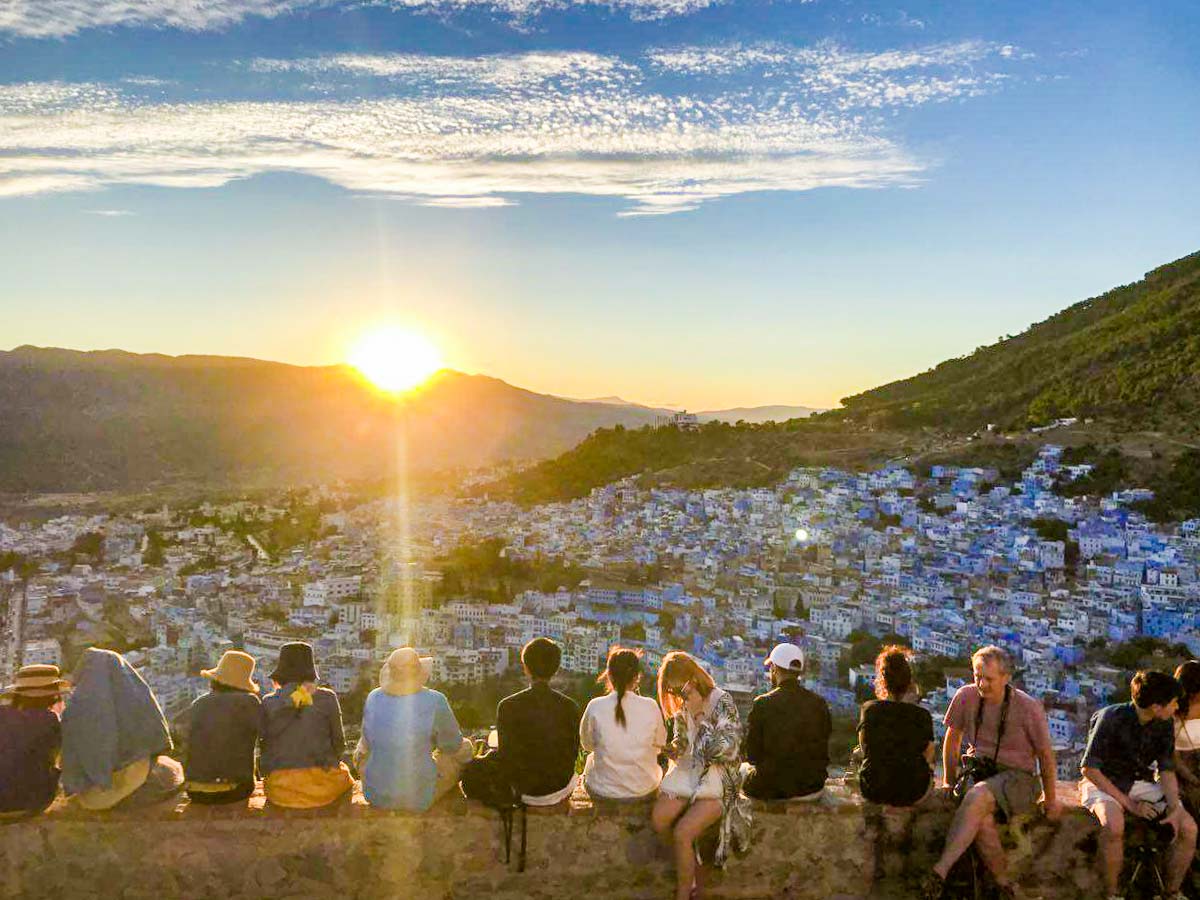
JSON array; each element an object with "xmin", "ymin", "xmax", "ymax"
[{"xmin": 186, "ymin": 782, "xmax": 255, "ymax": 804}]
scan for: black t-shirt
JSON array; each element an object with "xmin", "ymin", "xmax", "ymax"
[
  {"xmin": 0, "ymin": 706, "xmax": 62, "ymax": 813},
  {"xmin": 858, "ymin": 699, "xmax": 934, "ymax": 806},
  {"xmin": 496, "ymin": 682, "xmax": 581, "ymax": 797}
]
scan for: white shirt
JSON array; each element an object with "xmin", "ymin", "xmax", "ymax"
[{"xmin": 580, "ymin": 691, "xmax": 667, "ymax": 800}]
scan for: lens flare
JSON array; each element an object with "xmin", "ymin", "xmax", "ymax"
[{"xmin": 349, "ymin": 327, "xmax": 442, "ymax": 392}]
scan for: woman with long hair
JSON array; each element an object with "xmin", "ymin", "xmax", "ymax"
[
  {"xmin": 651, "ymin": 651, "xmax": 752, "ymax": 900},
  {"xmin": 857, "ymin": 645, "xmax": 935, "ymax": 806},
  {"xmin": 580, "ymin": 646, "xmax": 667, "ymax": 801},
  {"xmin": 1173, "ymin": 660, "xmax": 1200, "ymax": 816}
]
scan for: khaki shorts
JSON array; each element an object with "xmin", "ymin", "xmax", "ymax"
[
  {"xmin": 1080, "ymin": 778, "xmax": 1165, "ymax": 816},
  {"xmin": 981, "ymin": 768, "xmax": 1041, "ymax": 820}
]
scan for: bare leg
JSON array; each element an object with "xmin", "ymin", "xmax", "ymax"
[
  {"xmin": 671, "ymin": 799, "xmax": 722, "ymax": 900},
  {"xmin": 652, "ymin": 794, "xmax": 688, "ymax": 845},
  {"xmin": 1165, "ymin": 808, "xmax": 1198, "ymax": 893},
  {"xmin": 933, "ymin": 783, "xmax": 997, "ymax": 879},
  {"xmin": 974, "ymin": 814, "xmax": 1010, "ymax": 887},
  {"xmin": 1091, "ymin": 798, "xmax": 1125, "ymax": 897}
]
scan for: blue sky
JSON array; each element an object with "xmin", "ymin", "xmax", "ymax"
[{"xmin": 1, "ymin": 0, "xmax": 1198, "ymax": 409}]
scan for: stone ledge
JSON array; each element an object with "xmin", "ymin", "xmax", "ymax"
[{"xmin": 1, "ymin": 783, "xmax": 1109, "ymax": 899}]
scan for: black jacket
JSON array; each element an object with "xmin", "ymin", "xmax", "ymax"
[
  {"xmin": 184, "ymin": 689, "xmax": 261, "ymax": 785},
  {"xmin": 742, "ymin": 679, "xmax": 831, "ymax": 799},
  {"xmin": 496, "ymin": 682, "xmax": 581, "ymax": 797}
]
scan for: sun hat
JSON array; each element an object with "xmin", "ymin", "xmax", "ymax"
[
  {"xmin": 380, "ymin": 647, "xmax": 433, "ymax": 696},
  {"xmin": 270, "ymin": 642, "xmax": 318, "ymax": 685},
  {"xmin": 201, "ymin": 650, "xmax": 259, "ymax": 693},
  {"xmin": 2, "ymin": 664, "xmax": 71, "ymax": 699},
  {"xmin": 765, "ymin": 643, "xmax": 805, "ymax": 673}
]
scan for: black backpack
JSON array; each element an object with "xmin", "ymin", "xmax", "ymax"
[{"xmin": 460, "ymin": 752, "xmax": 526, "ymax": 872}]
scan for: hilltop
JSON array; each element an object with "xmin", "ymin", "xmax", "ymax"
[{"xmin": 834, "ymin": 250, "xmax": 1200, "ymax": 431}]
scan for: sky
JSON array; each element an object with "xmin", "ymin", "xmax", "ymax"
[{"xmin": 1, "ymin": 1, "xmax": 1198, "ymax": 410}]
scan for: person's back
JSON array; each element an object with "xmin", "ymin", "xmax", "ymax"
[
  {"xmin": 259, "ymin": 684, "xmax": 344, "ymax": 773},
  {"xmin": 0, "ymin": 705, "xmax": 61, "ymax": 814},
  {"xmin": 743, "ymin": 678, "xmax": 830, "ymax": 799},
  {"xmin": 361, "ymin": 685, "xmax": 464, "ymax": 811},
  {"xmin": 185, "ymin": 689, "xmax": 260, "ymax": 797},
  {"xmin": 497, "ymin": 682, "xmax": 580, "ymax": 797},
  {"xmin": 581, "ymin": 691, "xmax": 666, "ymax": 799},
  {"xmin": 858, "ymin": 699, "xmax": 934, "ymax": 805}
]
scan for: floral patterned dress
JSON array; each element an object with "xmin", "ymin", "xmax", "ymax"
[{"xmin": 670, "ymin": 687, "xmax": 754, "ymax": 866}]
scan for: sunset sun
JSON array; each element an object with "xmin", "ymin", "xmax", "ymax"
[{"xmin": 349, "ymin": 327, "xmax": 443, "ymax": 392}]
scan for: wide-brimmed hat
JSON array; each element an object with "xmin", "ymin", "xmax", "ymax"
[
  {"xmin": 380, "ymin": 647, "xmax": 433, "ymax": 696},
  {"xmin": 2, "ymin": 664, "xmax": 71, "ymax": 699},
  {"xmin": 201, "ymin": 650, "xmax": 259, "ymax": 693},
  {"xmin": 270, "ymin": 642, "xmax": 318, "ymax": 685}
]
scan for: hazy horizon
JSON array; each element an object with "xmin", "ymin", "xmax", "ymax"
[{"xmin": 2, "ymin": 1, "xmax": 1198, "ymax": 409}]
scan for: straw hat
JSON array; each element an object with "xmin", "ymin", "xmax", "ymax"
[
  {"xmin": 380, "ymin": 647, "xmax": 433, "ymax": 696},
  {"xmin": 2, "ymin": 664, "xmax": 71, "ymax": 699},
  {"xmin": 201, "ymin": 650, "xmax": 260, "ymax": 693}
]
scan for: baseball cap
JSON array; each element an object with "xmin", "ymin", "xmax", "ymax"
[{"xmin": 765, "ymin": 643, "xmax": 805, "ymax": 672}]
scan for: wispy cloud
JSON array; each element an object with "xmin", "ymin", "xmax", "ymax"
[
  {"xmin": 85, "ymin": 208, "xmax": 136, "ymax": 216},
  {"xmin": 0, "ymin": 43, "xmax": 1025, "ymax": 214},
  {"xmin": 0, "ymin": 0, "xmax": 791, "ymax": 39}
]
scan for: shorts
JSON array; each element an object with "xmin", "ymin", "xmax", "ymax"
[
  {"xmin": 660, "ymin": 761, "xmax": 723, "ymax": 801},
  {"xmin": 981, "ymin": 768, "xmax": 1041, "ymax": 820},
  {"xmin": 1080, "ymin": 778, "xmax": 1166, "ymax": 815}
]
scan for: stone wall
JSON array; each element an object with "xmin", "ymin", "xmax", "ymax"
[{"xmin": 0, "ymin": 786, "xmax": 1107, "ymax": 899}]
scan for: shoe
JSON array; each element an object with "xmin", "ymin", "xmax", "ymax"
[{"xmin": 918, "ymin": 871, "xmax": 945, "ymax": 900}]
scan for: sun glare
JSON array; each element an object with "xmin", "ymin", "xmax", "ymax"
[{"xmin": 349, "ymin": 327, "xmax": 443, "ymax": 393}]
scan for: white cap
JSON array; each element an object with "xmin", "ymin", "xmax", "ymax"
[{"xmin": 765, "ymin": 643, "xmax": 805, "ymax": 672}]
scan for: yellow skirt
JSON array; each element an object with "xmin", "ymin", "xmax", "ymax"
[{"xmin": 264, "ymin": 764, "xmax": 353, "ymax": 809}]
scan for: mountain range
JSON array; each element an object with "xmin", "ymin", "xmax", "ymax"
[
  {"xmin": 2, "ymin": 248, "xmax": 1196, "ymax": 493},
  {"xmin": 0, "ymin": 347, "xmax": 812, "ymax": 492},
  {"xmin": 572, "ymin": 396, "xmax": 821, "ymax": 424}
]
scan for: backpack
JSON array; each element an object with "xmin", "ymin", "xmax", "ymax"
[{"xmin": 460, "ymin": 751, "xmax": 526, "ymax": 872}]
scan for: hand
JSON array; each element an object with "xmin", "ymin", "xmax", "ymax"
[
  {"xmin": 1042, "ymin": 797, "xmax": 1063, "ymax": 822},
  {"xmin": 682, "ymin": 684, "xmax": 705, "ymax": 717},
  {"xmin": 1130, "ymin": 799, "xmax": 1160, "ymax": 820}
]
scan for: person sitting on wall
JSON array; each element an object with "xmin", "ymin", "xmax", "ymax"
[
  {"xmin": 858, "ymin": 645, "xmax": 935, "ymax": 807},
  {"xmin": 355, "ymin": 647, "xmax": 473, "ymax": 812},
  {"xmin": 182, "ymin": 650, "xmax": 261, "ymax": 805},
  {"xmin": 493, "ymin": 637, "xmax": 581, "ymax": 807},
  {"xmin": 259, "ymin": 642, "xmax": 354, "ymax": 809},
  {"xmin": 1170, "ymin": 660, "xmax": 1200, "ymax": 818},
  {"xmin": 741, "ymin": 643, "xmax": 831, "ymax": 801},
  {"xmin": 61, "ymin": 647, "xmax": 185, "ymax": 811},
  {"xmin": 920, "ymin": 645, "xmax": 1061, "ymax": 900},
  {"xmin": 1080, "ymin": 670, "xmax": 1198, "ymax": 900},
  {"xmin": 652, "ymin": 651, "xmax": 753, "ymax": 900},
  {"xmin": 0, "ymin": 665, "xmax": 71, "ymax": 819},
  {"xmin": 580, "ymin": 646, "xmax": 667, "ymax": 801}
]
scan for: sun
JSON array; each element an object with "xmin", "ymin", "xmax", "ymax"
[{"xmin": 348, "ymin": 327, "xmax": 443, "ymax": 393}]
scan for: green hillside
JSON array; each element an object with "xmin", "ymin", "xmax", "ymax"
[
  {"xmin": 834, "ymin": 251, "xmax": 1200, "ymax": 431},
  {"xmin": 474, "ymin": 420, "xmax": 912, "ymax": 504}
]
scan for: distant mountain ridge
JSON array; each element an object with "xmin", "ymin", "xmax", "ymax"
[
  {"xmin": 833, "ymin": 250, "xmax": 1200, "ymax": 431},
  {"xmin": 570, "ymin": 395, "xmax": 822, "ymax": 423},
  {"xmin": 0, "ymin": 347, "xmax": 660, "ymax": 491}
]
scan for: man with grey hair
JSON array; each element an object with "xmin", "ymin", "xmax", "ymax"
[{"xmin": 920, "ymin": 645, "xmax": 1061, "ymax": 899}]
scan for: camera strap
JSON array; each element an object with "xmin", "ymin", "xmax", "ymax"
[{"xmin": 972, "ymin": 683, "xmax": 1011, "ymax": 766}]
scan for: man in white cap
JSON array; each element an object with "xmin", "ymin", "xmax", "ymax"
[{"xmin": 741, "ymin": 643, "xmax": 831, "ymax": 800}]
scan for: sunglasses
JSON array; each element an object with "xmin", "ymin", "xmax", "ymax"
[{"xmin": 667, "ymin": 683, "xmax": 693, "ymax": 699}]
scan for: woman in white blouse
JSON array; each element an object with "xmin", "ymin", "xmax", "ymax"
[
  {"xmin": 1173, "ymin": 661, "xmax": 1200, "ymax": 816},
  {"xmin": 580, "ymin": 646, "xmax": 667, "ymax": 800}
]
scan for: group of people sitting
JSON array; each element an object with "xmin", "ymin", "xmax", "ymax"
[{"xmin": 5, "ymin": 638, "xmax": 1200, "ymax": 900}]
